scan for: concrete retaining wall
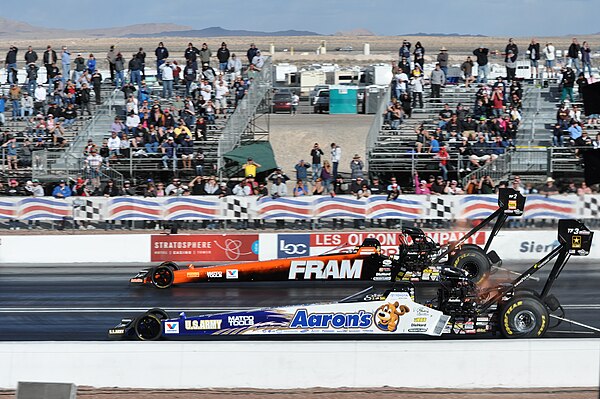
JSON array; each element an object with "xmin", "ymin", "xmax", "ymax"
[{"xmin": 0, "ymin": 339, "xmax": 598, "ymax": 389}]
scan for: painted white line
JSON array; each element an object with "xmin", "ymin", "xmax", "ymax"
[{"xmin": 0, "ymin": 304, "xmax": 599, "ymax": 313}]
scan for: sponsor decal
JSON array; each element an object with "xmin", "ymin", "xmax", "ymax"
[
  {"xmin": 186, "ymin": 272, "xmax": 200, "ymax": 278},
  {"xmin": 408, "ymin": 328, "xmax": 428, "ymax": 333},
  {"xmin": 572, "ymin": 235, "xmax": 582, "ymax": 249},
  {"xmin": 374, "ymin": 302, "xmax": 410, "ymax": 332},
  {"xmin": 129, "ymin": 278, "xmax": 144, "ymax": 283},
  {"xmin": 226, "ymin": 269, "xmax": 238, "ymax": 279},
  {"xmin": 288, "ymin": 259, "xmax": 363, "ymax": 279},
  {"xmin": 150, "ymin": 234, "xmax": 259, "ymax": 262},
  {"xmin": 206, "ymin": 271, "xmax": 222, "ymax": 278},
  {"xmin": 311, "ymin": 232, "xmax": 485, "ymax": 255},
  {"xmin": 165, "ymin": 321, "xmax": 179, "ymax": 334},
  {"xmin": 185, "ymin": 319, "xmax": 223, "ymax": 330},
  {"xmin": 519, "ymin": 239, "xmax": 560, "ymax": 253},
  {"xmin": 108, "ymin": 329, "xmax": 125, "ymax": 334},
  {"xmin": 289, "ymin": 309, "xmax": 372, "ymax": 329},
  {"xmin": 227, "ymin": 315, "xmax": 254, "ymax": 327},
  {"xmin": 278, "ymin": 234, "xmax": 310, "ymax": 258},
  {"xmin": 415, "ymin": 308, "xmax": 430, "ymax": 316},
  {"xmin": 413, "ymin": 317, "xmax": 427, "ymax": 323}
]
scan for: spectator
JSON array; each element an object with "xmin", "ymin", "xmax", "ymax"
[
  {"xmin": 473, "ymin": 45, "xmax": 490, "ymax": 83},
  {"xmin": 85, "ymin": 148, "xmax": 103, "ymax": 188},
  {"xmin": 568, "ymin": 120, "xmax": 582, "ymax": 141},
  {"xmin": 136, "ymin": 47, "xmax": 147, "ymax": 79},
  {"xmin": 20, "ymin": 92, "xmax": 34, "ymax": 118},
  {"xmin": 581, "ymin": 41, "xmax": 592, "ymax": 79},
  {"xmin": 5, "ymin": 45, "xmax": 18, "ymax": 85},
  {"xmin": 106, "ymin": 45, "xmax": 117, "ymax": 81},
  {"xmin": 200, "ymin": 176, "xmax": 219, "ymax": 195},
  {"xmin": 270, "ymin": 176, "xmax": 287, "ymax": 198},
  {"xmin": 26, "ymin": 63, "xmax": 39, "ymax": 95},
  {"xmin": 538, "ymin": 177, "xmax": 559, "ymax": 196},
  {"xmin": 9, "ymin": 84, "xmax": 21, "ymax": 121},
  {"xmin": 544, "ymin": 42, "xmax": 556, "ymax": 78},
  {"xmin": 2, "ymin": 136, "xmax": 18, "ymax": 170},
  {"xmin": 155, "ymin": 42, "xmax": 169, "ymax": 80},
  {"xmin": 552, "ymin": 123, "xmax": 564, "ymax": 146},
  {"xmin": 267, "ymin": 167, "xmax": 290, "ymax": 183},
  {"xmin": 505, "ymin": 38, "xmax": 519, "ymax": 60},
  {"xmin": 465, "ymin": 175, "xmax": 479, "ymax": 194},
  {"xmin": 214, "ymin": 80, "xmax": 229, "ymax": 115},
  {"xmin": 321, "ymin": 160, "xmax": 333, "ymax": 192},
  {"xmin": 478, "ymin": 175, "xmax": 495, "ymax": 194},
  {"xmin": 103, "ymin": 179, "xmax": 122, "ymax": 197},
  {"xmin": 310, "ymin": 143, "xmax": 324, "ymax": 182},
  {"xmin": 437, "ymin": 47, "xmax": 449, "ymax": 78},
  {"xmin": 399, "ymin": 92, "xmax": 412, "ymax": 118},
  {"xmin": 25, "ymin": 179, "xmax": 44, "ymax": 197},
  {"xmin": 128, "ymin": 53, "xmax": 142, "ymax": 87},
  {"xmin": 199, "ymin": 43, "xmax": 212, "ymax": 66},
  {"xmin": 227, "ymin": 53, "xmax": 242, "ymax": 82},
  {"xmin": 107, "ymin": 131, "xmax": 121, "ymax": 158},
  {"xmin": 409, "ymin": 70, "xmax": 424, "ymax": 108},
  {"xmin": 294, "ymin": 159, "xmax": 310, "ymax": 181},
  {"xmin": 350, "ymin": 154, "xmax": 364, "ymax": 180},
  {"xmin": 78, "ymin": 83, "xmax": 92, "ymax": 116},
  {"xmin": 251, "ymin": 50, "xmax": 265, "ymax": 71},
  {"xmin": 216, "ymin": 42, "xmax": 230, "ymax": 72},
  {"xmin": 87, "ymin": 53, "xmax": 96, "ymax": 74},
  {"xmin": 430, "ymin": 64, "xmax": 445, "ymax": 103},
  {"xmin": 461, "ymin": 56, "xmax": 475, "ymax": 87},
  {"xmin": 114, "ymin": 52, "xmax": 125, "ymax": 88},
  {"xmin": 312, "ymin": 178, "xmax": 325, "ymax": 195},
  {"xmin": 436, "ymin": 145, "xmax": 450, "ymax": 180},
  {"xmin": 233, "ymin": 179, "xmax": 252, "ymax": 196},
  {"xmin": 428, "ymin": 134, "xmax": 440, "ymax": 154},
  {"xmin": 291, "ymin": 92, "xmax": 299, "ymax": 115},
  {"xmin": 577, "ymin": 181, "xmax": 592, "ymax": 195},
  {"xmin": 505, "ymin": 50, "xmax": 517, "ymax": 81},
  {"xmin": 528, "ymin": 38, "xmax": 541, "ymax": 79},
  {"xmin": 5, "ymin": 179, "xmax": 25, "ymax": 229},
  {"xmin": 567, "ymin": 38, "xmax": 581, "ymax": 75},
  {"xmin": 413, "ymin": 41, "xmax": 424, "ymax": 68},
  {"xmin": 160, "ymin": 60, "xmax": 175, "ymax": 98},
  {"xmin": 430, "ymin": 175, "xmax": 446, "ymax": 195},
  {"xmin": 330, "ymin": 143, "xmax": 341, "ymax": 179},
  {"xmin": 0, "ymin": 95, "xmax": 5, "ymax": 126},
  {"xmin": 560, "ymin": 66, "xmax": 576, "ymax": 103},
  {"xmin": 52, "ymin": 179, "xmax": 72, "ymax": 198},
  {"xmin": 247, "ymin": 43, "xmax": 259, "ymax": 64},
  {"xmin": 470, "ymin": 135, "xmax": 495, "ymax": 168},
  {"xmin": 445, "ymin": 180, "xmax": 464, "ymax": 195},
  {"xmin": 576, "ymin": 73, "xmax": 588, "ymax": 101},
  {"xmin": 165, "ymin": 178, "xmax": 183, "ymax": 196},
  {"xmin": 161, "ymin": 136, "xmax": 177, "ymax": 170},
  {"xmin": 61, "ymin": 46, "xmax": 70, "ymax": 79},
  {"xmin": 292, "ymin": 179, "xmax": 309, "ymax": 197},
  {"xmin": 369, "ymin": 176, "xmax": 384, "ymax": 195},
  {"xmin": 180, "ymin": 135, "xmax": 194, "ymax": 169},
  {"xmin": 91, "ymin": 69, "xmax": 103, "ymax": 104},
  {"xmin": 414, "ymin": 172, "xmax": 431, "ymax": 195}
]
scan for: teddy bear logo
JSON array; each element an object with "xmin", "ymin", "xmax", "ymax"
[{"xmin": 375, "ymin": 302, "xmax": 410, "ymax": 332}]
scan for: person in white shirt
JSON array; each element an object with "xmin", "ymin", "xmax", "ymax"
[
  {"xmin": 214, "ymin": 80, "xmax": 229, "ymax": 114},
  {"xmin": 251, "ymin": 51, "xmax": 265, "ymax": 70},
  {"xmin": 159, "ymin": 60, "xmax": 175, "ymax": 98},
  {"xmin": 232, "ymin": 179, "xmax": 252, "ymax": 196},
  {"xmin": 125, "ymin": 111, "xmax": 140, "ymax": 136},
  {"xmin": 199, "ymin": 80, "xmax": 212, "ymax": 102},
  {"xmin": 291, "ymin": 92, "xmax": 300, "ymax": 115},
  {"xmin": 107, "ymin": 131, "xmax": 121, "ymax": 157},
  {"xmin": 227, "ymin": 53, "xmax": 242, "ymax": 83},
  {"xmin": 543, "ymin": 42, "xmax": 556, "ymax": 78},
  {"xmin": 330, "ymin": 142, "xmax": 342, "ymax": 178},
  {"xmin": 34, "ymin": 85, "xmax": 47, "ymax": 114}
]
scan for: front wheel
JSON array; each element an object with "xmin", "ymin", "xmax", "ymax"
[
  {"xmin": 151, "ymin": 265, "xmax": 175, "ymax": 289},
  {"xmin": 134, "ymin": 314, "xmax": 162, "ymax": 341},
  {"xmin": 451, "ymin": 247, "xmax": 491, "ymax": 284},
  {"xmin": 159, "ymin": 261, "xmax": 179, "ymax": 271},
  {"xmin": 499, "ymin": 295, "xmax": 549, "ymax": 338}
]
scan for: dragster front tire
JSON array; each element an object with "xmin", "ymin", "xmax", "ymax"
[
  {"xmin": 134, "ymin": 314, "xmax": 163, "ymax": 341},
  {"xmin": 451, "ymin": 247, "xmax": 491, "ymax": 284},
  {"xmin": 159, "ymin": 261, "xmax": 179, "ymax": 271},
  {"xmin": 151, "ymin": 265, "xmax": 175, "ymax": 289},
  {"xmin": 499, "ymin": 295, "xmax": 549, "ymax": 338}
]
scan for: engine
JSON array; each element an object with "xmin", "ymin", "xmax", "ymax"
[{"xmin": 396, "ymin": 227, "xmax": 440, "ymax": 270}]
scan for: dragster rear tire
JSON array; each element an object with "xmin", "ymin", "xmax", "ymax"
[
  {"xmin": 499, "ymin": 295, "xmax": 549, "ymax": 338},
  {"xmin": 451, "ymin": 247, "xmax": 491, "ymax": 284},
  {"xmin": 151, "ymin": 265, "xmax": 175, "ymax": 289}
]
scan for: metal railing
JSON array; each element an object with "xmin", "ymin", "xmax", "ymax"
[
  {"xmin": 365, "ymin": 86, "xmax": 391, "ymax": 168},
  {"xmin": 217, "ymin": 57, "xmax": 273, "ymax": 178}
]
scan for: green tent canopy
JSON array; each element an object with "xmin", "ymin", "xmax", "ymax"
[{"xmin": 222, "ymin": 142, "xmax": 278, "ymax": 174}]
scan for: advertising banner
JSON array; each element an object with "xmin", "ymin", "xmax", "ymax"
[{"xmin": 150, "ymin": 234, "xmax": 259, "ymax": 262}]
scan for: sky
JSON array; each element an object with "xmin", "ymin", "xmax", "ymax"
[{"xmin": 2, "ymin": 0, "xmax": 598, "ymax": 37}]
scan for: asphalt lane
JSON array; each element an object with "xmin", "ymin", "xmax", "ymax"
[{"xmin": 0, "ymin": 262, "xmax": 599, "ymax": 341}]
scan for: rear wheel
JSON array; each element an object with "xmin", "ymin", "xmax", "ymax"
[
  {"xmin": 134, "ymin": 314, "xmax": 162, "ymax": 341},
  {"xmin": 499, "ymin": 295, "xmax": 549, "ymax": 338},
  {"xmin": 151, "ymin": 265, "xmax": 175, "ymax": 289},
  {"xmin": 451, "ymin": 247, "xmax": 491, "ymax": 284}
]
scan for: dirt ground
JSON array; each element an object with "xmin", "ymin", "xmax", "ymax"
[{"xmin": 1, "ymin": 387, "xmax": 598, "ymax": 399}]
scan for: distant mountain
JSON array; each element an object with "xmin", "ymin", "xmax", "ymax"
[
  {"xmin": 125, "ymin": 26, "xmax": 322, "ymax": 38},
  {"xmin": 0, "ymin": 17, "xmax": 192, "ymax": 39},
  {"xmin": 400, "ymin": 32, "xmax": 488, "ymax": 37}
]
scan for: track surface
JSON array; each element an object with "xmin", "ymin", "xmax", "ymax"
[{"xmin": 1, "ymin": 262, "xmax": 599, "ymax": 341}]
